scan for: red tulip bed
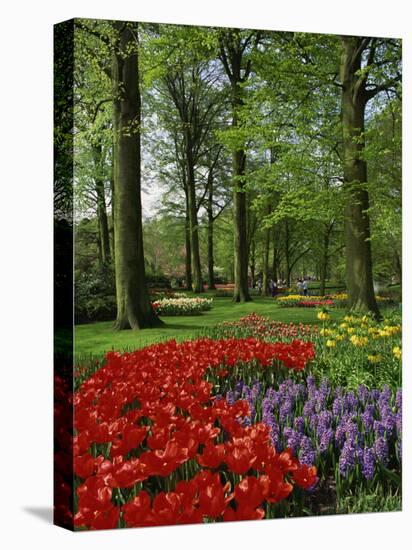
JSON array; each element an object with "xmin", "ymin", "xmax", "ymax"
[{"xmin": 72, "ymin": 338, "xmax": 317, "ymax": 530}]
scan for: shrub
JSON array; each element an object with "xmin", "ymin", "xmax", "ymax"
[
  {"xmin": 146, "ymin": 274, "xmax": 172, "ymax": 289},
  {"xmin": 75, "ymin": 265, "xmax": 116, "ymax": 323}
]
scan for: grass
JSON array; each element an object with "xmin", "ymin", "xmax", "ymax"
[{"xmin": 74, "ymin": 296, "xmax": 345, "ymax": 358}]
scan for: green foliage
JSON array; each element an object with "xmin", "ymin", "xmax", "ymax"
[{"xmin": 75, "ymin": 264, "xmax": 116, "ymax": 323}]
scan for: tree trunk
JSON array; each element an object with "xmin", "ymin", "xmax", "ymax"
[
  {"xmin": 112, "ymin": 22, "xmax": 163, "ymax": 329},
  {"xmin": 284, "ymin": 220, "xmax": 292, "ymax": 288},
  {"xmin": 183, "ymin": 185, "xmax": 192, "ymax": 291},
  {"xmin": 92, "ymin": 143, "xmax": 111, "ymax": 265},
  {"xmin": 207, "ymin": 176, "xmax": 215, "ymax": 290},
  {"xmin": 261, "ymin": 223, "xmax": 271, "ymax": 297},
  {"xmin": 272, "ymin": 226, "xmax": 279, "ymax": 284},
  {"xmin": 109, "ymin": 152, "xmax": 115, "ymax": 261},
  {"xmin": 319, "ymin": 223, "xmax": 331, "ymax": 297},
  {"xmin": 340, "ymin": 36, "xmax": 379, "ymax": 316},
  {"xmin": 185, "ymin": 137, "xmax": 203, "ymax": 293},
  {"xmin": 219, "ymin": 31, "xmax": 252, "ymax": 302},
  {"xmin": 250, "ymin": 237, "xmax": 256, "ymax": 289},
  {"xmin": 232, "ymin": 147, "xmax": 251, "ymax": 301}
]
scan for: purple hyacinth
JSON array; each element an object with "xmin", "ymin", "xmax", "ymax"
[
  {"xmin": 284, "ymin": 427, "xmax": 302, "ymax": 455},
  {"xmin": 358, "ymin": 384, "xmax": 370, "ymax": 404},
  {"xmin": 374, "ymin": 437, "xmax": 389, "ymax": 465},
  {"xmin": 344, "ymin": 391, "xmax": 358, "ymax": 413},
  {"xmin": 371, "ymin": 389, "xmax": 380, "ymax": 401},
  {"xmin": 251, "ymin": 381, "xmax": 262, "ymax": 400},
  {"xmin": 332, "ymin": 396, "xmax": 344, "ymax": 417},
  {"xmin": 299, "ymin": 435, "xmax": 316, "ymax": 466},
  {"xmin": 339, "ymin": 440, "xmax": 357, "ymax": 476},
  {"xmin": 361, "ymin": 447, "xmax": 375, "ymax": 480},
  {"xmin": 335, "ymin": 422, "xmax": 347, "ymax": 448},
  {"xmin": 234, "ymin": 380, "xmax": 245, "ymax": 398},
  {"xmin": 279, "ymin": 397, "xmax": 294, "ymax": 421},
  {"xmin": 226, "ymin": 390, "xmax": 236, "ymax": 405},
  {"xmin": 317, "ymin": 410, "xmax": 333, "ymax": 431},
  {"xmin": 373, "ymin": 420, "xmax": 386, "ymax": 438},
  {"xmin": 306, "ymin": 375, "xmax": 316, "ymax": 391},
  {"xmin": 318, "ymin": 427, "xmax": 333, "ymax": 454},
  {"xmin": 345, "ymin": 420, "xmax": 363, "ymax": 446},
  {"xmin": 380, "ymin": 409, "xmax": 396, "ymax": 436},
  {"xmin": 378, "ymin": 385, "xmax": 391, "ymax": 407},
  {"xmin": 303, "ymin": 399, "xmax": 316, "ymax": 418},
  {"xmin": 294, "ymin": 416, "xmax": 305, "ymax": 433},
  {"xmin": 361, "ymin": 404, "xmax": 375, "ymax": 433}
]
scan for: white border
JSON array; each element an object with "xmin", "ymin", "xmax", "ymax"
[{"xmin": 0, "ymin": 1, "xmax": 410, "ymax": 548}]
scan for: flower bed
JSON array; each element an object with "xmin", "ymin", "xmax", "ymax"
[
  {"xmin": 277, "ymin": 295, "xmax": 336, "ymax": 308},
  {"xmin": 73, "ymin": 338, "xmax": 317, "ymax": 529},
  {"xmin": 296, "ymin": 300, "xmax": 335, "ymax": 308},
  {"xmin": 149, "ymin": 289, "xmax": 187, "ymax": 301},
  {"xmin": 223, "ymin": 377, "xmax": 401, "ymax": 503},
  {"xmin": 325, "ymin": 292, "xmax": 393, "ymax": 307},
  {"xmin": 207, "ymin": 313, "xmax": 317, "ymax": 341},
  {"xmin": 315, "ymin": 313, "xmax": 402, "ymax": 388},
  {"xmin": 152, "ymin": 297, "xmax": 213, "ymax": 316}
]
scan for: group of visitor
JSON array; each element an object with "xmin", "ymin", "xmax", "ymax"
[
  {"xmin": 255, "ymin": 277, "xmax": 282, "ymax": 297},
  {"xmin": 297, "ymin": 277, "xmax": 309, "ymax": 296}
]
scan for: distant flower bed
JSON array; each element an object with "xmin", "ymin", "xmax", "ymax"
[
  {"xmin": 152, "ymin": 297, "xmax": 213, "ymax": 316},
  {"xmin": 149, "ymin": 289, "xmax": 188, "ymax": 301},
  {"xmin": 326, "ymin": 292, "xmax": 392, "ymax": 305},
  {"xmin": 207, "ymin": 313, "xmax": 317, "ymax": 341},
  {"xmin": 296, "ymin": 300, "xmax": 335, "ymax": 308},
  {"xmin": 277, "ymin": 295, "xmax": 335, "ymax": 308}
]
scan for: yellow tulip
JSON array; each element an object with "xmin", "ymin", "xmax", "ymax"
[
  {"xmin": 350, "ymin": 335, "xmax": 368, "ymax": 347},
  {"xmin": 317, "ymin": 311, "xmax": 330, "ymax": 321},
  {"xmin": 393, "ymin": 346, "xmax": 402, "ymax": 360},
  {"xmin": 326, "ymin": 339, "xmax": 336, "ymax": 348}
]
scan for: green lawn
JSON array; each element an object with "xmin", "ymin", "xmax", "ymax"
[{"xmin": 74, "ymin": 296, "xmax": 345, "ymax": 358}]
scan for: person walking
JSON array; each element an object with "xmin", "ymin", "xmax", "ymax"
[{"xmin": 302, "ymin": 278, "xmax": 308, "ymax": 296}]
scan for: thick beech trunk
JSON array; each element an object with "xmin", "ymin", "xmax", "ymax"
[
  {"xmin": 340, "ymin": 37, "xmax": 379, "ymax": 316},
  {"xmin": 219, "ymin": 30, "xmax": 253, "ymax": 302},
  {"xmin": 232, "ymin": 148, "xmax": 251, "ymax": 301},
  {"xmin": 112, "ymin": 23, "xmax": 163, "ymax": 329}
]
